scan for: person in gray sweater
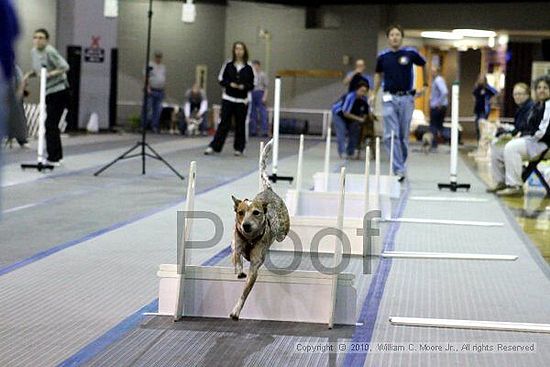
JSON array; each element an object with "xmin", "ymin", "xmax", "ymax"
[{"xmin": 24, "ymin": 28, "xmax": 69, "ymax": 165}]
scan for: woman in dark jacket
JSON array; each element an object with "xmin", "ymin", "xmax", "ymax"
[{"xmin": 205, "ymin": 41, "xmax": 255, "ymax": 156}]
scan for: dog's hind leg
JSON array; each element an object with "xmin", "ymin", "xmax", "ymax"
[{"xmin": 229, "ymin": 260, "xmax": 261, "ymax": 320}]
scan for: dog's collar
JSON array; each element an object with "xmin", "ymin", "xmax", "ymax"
[{"xmin": 235, "ymin": 224, "xmax": 266, "ymax": 246}]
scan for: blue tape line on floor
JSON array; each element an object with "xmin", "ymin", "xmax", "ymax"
[
  {"xmin": 343, "ymin": 185, "xmax": 410, "ymax": 367},
  {"xmin": 56, "ymin": 299, "xmax": 159, "ymax": 367}
]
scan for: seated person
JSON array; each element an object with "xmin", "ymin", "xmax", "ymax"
[
  {"xmin": 180, "ymin": 83, "xmax": 208, "ymax": 136},
  {"xmin": 487, "ymin": 75, "xmax": 550, "ymax": 196},
  {"xmin": 331, "ymin": 81, "xmax": 370, "ymax": 159}
]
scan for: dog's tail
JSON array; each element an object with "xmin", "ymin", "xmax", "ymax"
[{"xmin": 260, "ymin": 139, "xmax": 273, "ymax": 190}]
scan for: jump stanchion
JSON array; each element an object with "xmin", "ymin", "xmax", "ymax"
[
  {"xmin": 258, "ymin": 141, "xmax": 265, "ymax": 191},
  {"xmin": 323, "ymin": 127, "xmax": 332, "ymax": 191},
  {"xmin": 389, "ymin": 131, "xmax": 394, "ymax": 176},
  {"xmin": 294, "ymin": 135, "xmax": 305, "ymax": 215},
  {"xmin": 21, "ymin": 67, "xmax": 54, "ymax": 172},
  {"xmin": 174, "ymin": 161, "xmax": 197, "ymax": 321},
  {"xmin": 268, "ymin": 76, "xmax": 293, "ymax": 183},
  {"xmin": 438, "ymin": 82, "xmax": 470, "ymax": 192},
  {"xmin": 328, "ymin": 167, "xmax": 346, "ymax": 329},
  {"xmin": 374, "ymin": 137, "xmax": 381, "ymax": 210},
  {"xmin": 364, "ymin": 146, "xmax": 370, "ymax": 214}
]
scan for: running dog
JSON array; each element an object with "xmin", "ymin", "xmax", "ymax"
[{"xmin": 229, "ymin": 139, "xmax": 290, "ymax": 320}]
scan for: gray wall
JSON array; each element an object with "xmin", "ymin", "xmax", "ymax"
[
  {"xmin": 57, "ymin": 0, "xmax": 118, "ymax": 129},
  {"xmin": 117, "ymin": 1, "xmax": 226, "ymax": 123},
  {"xmin": 224, "ymin": 1, "xmax": 382, "ymax": 109},
  {"xmin": 13, "ymin": 0, "xmax": 57, "ymax": 103}
]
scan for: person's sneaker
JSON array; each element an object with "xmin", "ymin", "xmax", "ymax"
[
  {"xmin": 46, "ymin": 160, "xmax": 61, "ymax": 167},
  {"xmin": 486, "ymin": 182, "xmax": 506, "ymax": 193},
  {"xmin": 496, "ymin": 186, "xmax": 524, "ymax": 197},
  {"xmin": 234, "ymin": 150, "xmax": 243, "ymax": 157},
  {"xmin": 397, "ymin": 175, "xmax": 406, "ymax": 183},
  {"xmin": 204, "ymin": 147, "xmax": 214, "ymax": 155}
]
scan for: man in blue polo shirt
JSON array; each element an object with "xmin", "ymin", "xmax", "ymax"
[
  {"xmin": 371, "ymin": 25, "xmax": 427, "ymax": 181},
  {"xmin": 332, "ymin": 81, "xmax": 370, "ymax": 159}
]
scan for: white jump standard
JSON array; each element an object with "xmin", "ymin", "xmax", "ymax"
[{"xmin": 21, "ymin": 68, "xmax": 55, "ymax": 172}]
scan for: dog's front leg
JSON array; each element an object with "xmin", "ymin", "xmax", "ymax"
[
  {"xmin": 231, "ymin": 238, "xmax": 246, "ymax": 279},
  {"xmin": 229, "ymin": 260, "xmax": 260, "ymax": 320}
]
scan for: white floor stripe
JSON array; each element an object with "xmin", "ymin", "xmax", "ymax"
[
  {"xmin": 409, "ymin": 196, "xmax": 489, "ymax": 203},
  {"xmin": 387, "ymin": 218, "xmax": 503, "ymax": 227},
  {"xmin": 389, "ymin": 316, "xmax": 550, "ymax": 333},
  {"xmin": 382, "ymin": 251, "xmax": 518, "ymax": 261}
]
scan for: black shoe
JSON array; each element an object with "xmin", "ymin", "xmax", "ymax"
[{"xmin": 398, "ymin": 175, "xmax": 406, "ymax": 183}]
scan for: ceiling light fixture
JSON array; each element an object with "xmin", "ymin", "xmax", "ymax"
[
  {"xmin": 452, "ymin": 29, "xmax": 497, "ymax": 38},
  {"xmin": 421, "ymin": 31, "xmax": 463, "ymax": 40},
  {"xmin": 104, "ymin": 0, "xmax": 118, "ymax": 18},
  {"xmin": 182, "ymin": 0, "xmax": 196, "ymax": 23}
]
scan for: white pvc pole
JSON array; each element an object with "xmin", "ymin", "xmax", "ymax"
[
  {"xmin": 389, "ymin": 131, "xmax": 394, "ymax": 176},
  {"xmin": 375, "ymin": 137, "xmax": 381, "ymax": 177},
  {"xmin": 364, "ymin": 146, "xmax": 370, "ymax": 214},
  {"xmin": 329, "ymin": 166, "xmax": 346, "ymax": 329},
  {"xmin": 258, "ymin": 141, "xmax": 264, "ymax": 191},
  {"xmin": 374, "ymin": 137, "xmax": 381, "ymax": 209},
  {"xmin": 175, "ymin": 161, "xmax": 197, "ymax": 320},
  {"xmin": 296, "ymin": 135, "xmax": 304, "ymax": 192},
  {"xmin": 323, "ymin": 127, "xmax": 332, "ymax": 191},
  {"xmin": 37, "ymin": 67, "xmax": 47, "ymax": 164},
  {"xmin": 450, "ymin": 83, "xmax": 459, "ymax": 184},
  {"xmin": 294, "ymin": 135, "xmax": 304, "ymax": 215},
  {"xmin": 272, "ymin": 77, "xmax": 281, "ymax": 176}
]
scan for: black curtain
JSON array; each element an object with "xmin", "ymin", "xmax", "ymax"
[{"xmin": 504, "ymin": 42, "xmax": 534, "ymax": 117}]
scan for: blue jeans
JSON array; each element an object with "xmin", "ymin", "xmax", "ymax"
[
  {"xmin": 249, "ymin": 90, "xmax": 268, "ymax": 136},
  {"xmin": 333, "ymin": 114, "xmax": 361, "ymax": 157},
  {"xmin": 382, "ymin": 94, "xmax": 415, "ymax": 175},
  {"xmin": 429, "ymin": 106, "xmax": 447, "ymax": 148},
  {"xmin": 142, "ymin": 89, "xmax": 164, "ymax": 131}
]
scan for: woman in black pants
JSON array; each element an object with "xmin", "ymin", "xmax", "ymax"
[{"xmin": 205, "ymin": 42, "xmax": 255, "ymax": 156}]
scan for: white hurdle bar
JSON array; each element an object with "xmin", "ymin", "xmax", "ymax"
[
  {"xmin": 389, "ymin": 316, "xmax": 550, "ymax": 334},
  {"xmin": 313, "ymin": 136, "xmax": 400, "ymax": 199},
  {"xmin": 160, "ymin": 161, "xmax": 357, "ymax": 326}
]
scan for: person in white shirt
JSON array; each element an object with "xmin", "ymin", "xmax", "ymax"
[
  {"xmin": 181, "ymin": 83, "xmax": 208, "ymax": 136},
  {"xmin": 143, "ymin": 51, "xmax": 166, "ymax": 133}
]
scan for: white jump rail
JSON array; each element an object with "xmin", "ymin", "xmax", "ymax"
[
  {"xmin": 273, "ymin": 149, "xmax": 382, "ymax": 256},
  {"xmin": 158, "ymin": 161, "xmax": 357, "ymax": 327},
  {"xmin": 313, "ymin": 136, "xmax": 400, "ymax": 200}
]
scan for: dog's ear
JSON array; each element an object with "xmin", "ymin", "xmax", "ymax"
[{"xmin": 231, "ymin": 195, "xmax": 242, "ymax": 212}]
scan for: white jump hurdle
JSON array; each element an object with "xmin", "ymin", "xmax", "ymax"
[
  {"xmin": 157, "ymin": 160, "xmax": 358, "ymax": 327},
  {"xmin": 272, "ymin": 138, "xmax": 382, "ymax": 256},
  {"xmin": 313, "ymin": 137, "xmax": 400, "ymax": 199}
]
